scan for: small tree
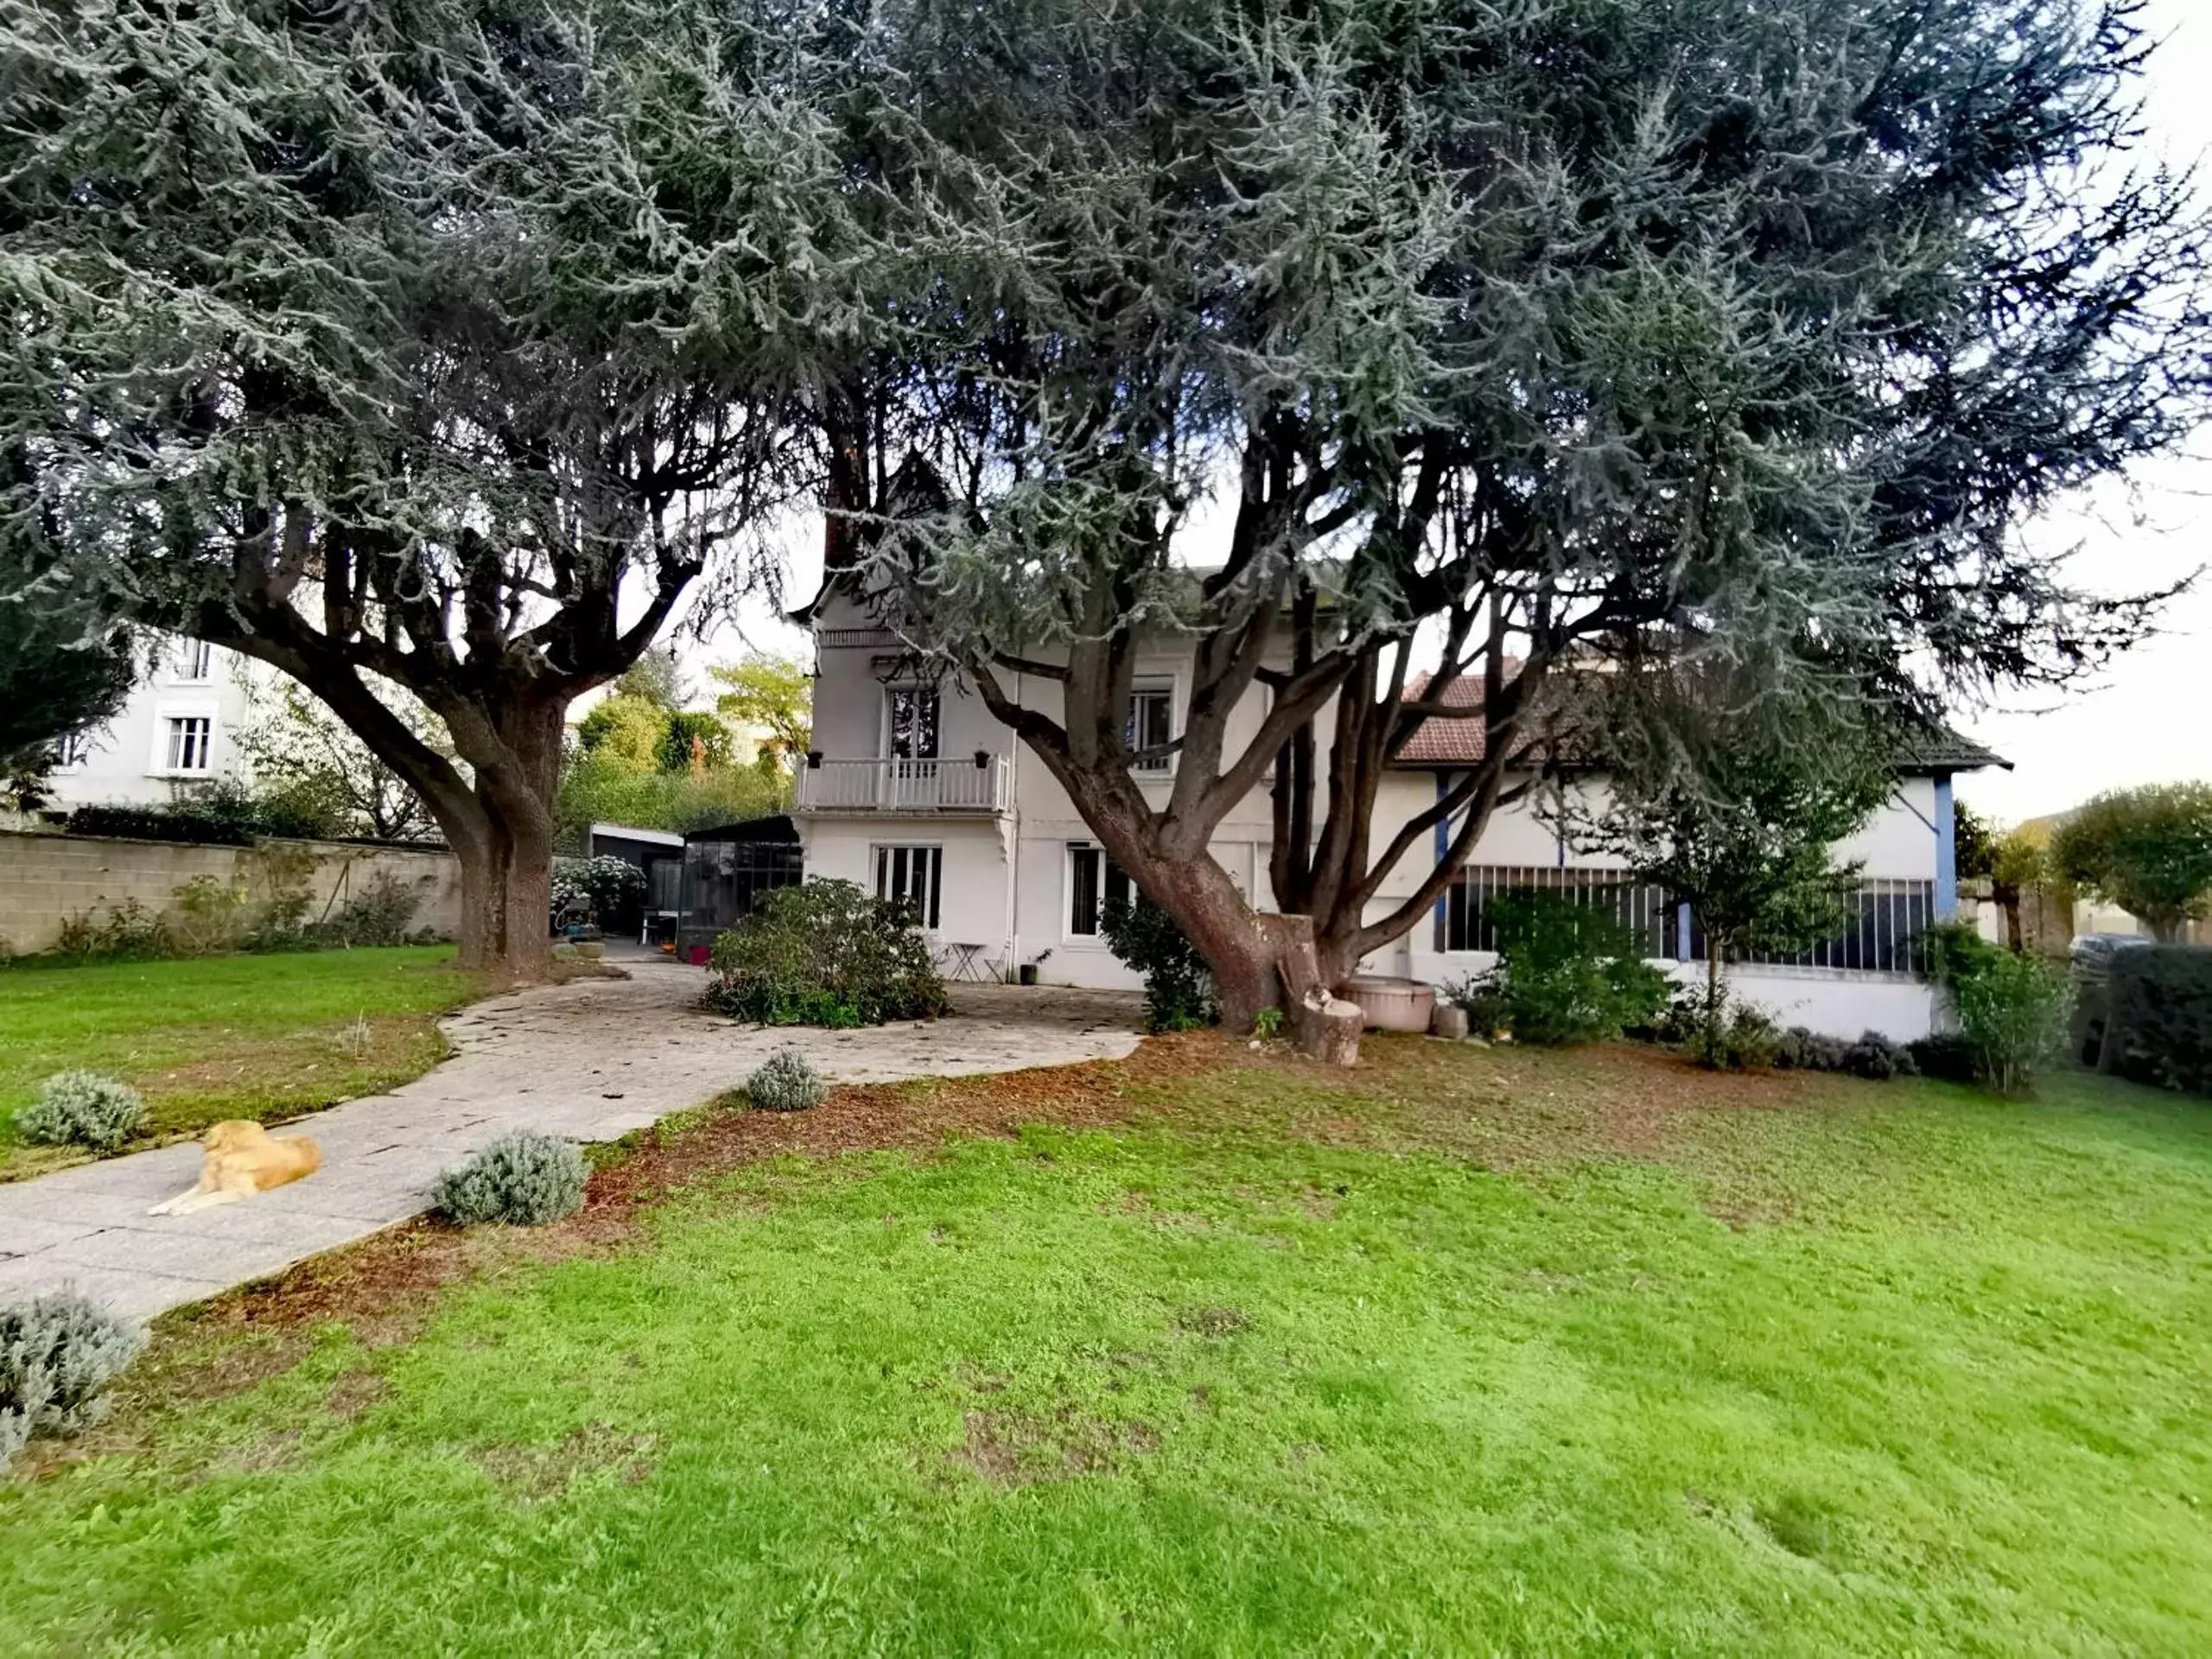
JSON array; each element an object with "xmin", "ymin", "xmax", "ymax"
[
  {"xmin": 710, "ymin": 654, "xmax": 813, "ymax": 776},
  {"xmin": 235, "ymin": 679, "xmax": 441, "ymax": 843},
  {"xmin": 1585, "ymin": 693, "xmax": 1894, "ymax": 1056},
  {"xmin": 2049, "ymin": 784, "xmax": 2212, "ymax": 943}
]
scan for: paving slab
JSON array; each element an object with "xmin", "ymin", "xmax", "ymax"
[{"xmin": 0, "ymin": 966, "xmax": 1140, "ymax": 1324}]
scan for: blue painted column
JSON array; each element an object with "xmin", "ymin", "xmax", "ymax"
[
  {"xmin": 1934, "ymin": 772, "xmax": 1958, "ymax": 918},
  {"xmin": 1433, "ymin": 771, "xmax": 1452, "ymax": 945},
  {"xmin": 1677, "ymin": 902, "xmax": 1694, "ymax": 963}
]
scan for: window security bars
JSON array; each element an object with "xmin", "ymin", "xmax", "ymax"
[{"xmin": 1437, "ymin": 866, "xmax": 1940, "ymax": 976}]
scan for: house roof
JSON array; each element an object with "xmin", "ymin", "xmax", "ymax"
[{"xmin": 1391, "ymin": 671, "xmax": 2009, "ymax": 774}]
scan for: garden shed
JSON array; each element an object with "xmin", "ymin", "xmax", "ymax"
[{"xmin": 677, "ymin": 815, "xmax": 804, "ymax": 960}]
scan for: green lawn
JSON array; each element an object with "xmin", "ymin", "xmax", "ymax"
[
  {"xmin": 2, "ymin": 1043, "xmax": 2208, "ymax": 1653},
  {"xmin": 0, "ymin": 948, "xmax": 476, "ymax": 1180}
]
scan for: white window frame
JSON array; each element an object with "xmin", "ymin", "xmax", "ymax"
[
  {"xmin": 162, "ymin": 715, "xmax": 214, "ymax": 774},
  {"xmin": 54, "ymin": 729, "xmax": 96, "ymax": 769},
  {"xmin": 880, "ymin": 684, "xmax": 943, "ymax": 761},
  {"xmin": 175, "ymin": 639, "xmax": 215, "ymax": 683},
  {"xmin": 1064, "ymin": 841, "xmax": 1137, "ymax": 944},
  {"xmin": 1126, "ymin": 680, "xmax": 1176, "ymax": 775},
  {"xmin": 872, "ymin": 842, "xmax": 944, "ymax": 931}
]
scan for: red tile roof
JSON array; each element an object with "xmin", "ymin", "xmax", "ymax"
[{"xmin": 1394, "ymin": 671, "xmax": 1493, "ymax": 765}]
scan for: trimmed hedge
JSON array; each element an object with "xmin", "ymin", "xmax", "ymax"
[{"xmin": 2108, "ymin": 946, "xmax": 2212, "ymax": 1098}]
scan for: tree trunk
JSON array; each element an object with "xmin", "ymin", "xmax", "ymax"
[
  {"xmin": 1261, "ymin": 913, "xmax": 1363, "ymax": 1065},
  {"xmin": 437, "ymin": 696, "xmax": 567, "ymax": 983}
]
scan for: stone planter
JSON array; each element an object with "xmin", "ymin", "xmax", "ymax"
[
  {"xmin": 1342, "ymin": 975, "xmax": 1436, "ymax": 1033},
  {"xmin": 1430, "ymin": 1003, "xmax": 1470, "ymax": 1040}
]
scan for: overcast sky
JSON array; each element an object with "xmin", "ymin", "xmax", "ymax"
[{"xmin": 692, "ymin": 1, "xmax": 2212, "ymax": 829}]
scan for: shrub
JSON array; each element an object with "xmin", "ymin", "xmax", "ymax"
[
  {"xmin": 1955, "ymin": 950, "xmax": 2072, "ymax": 1096},
  {"xmin": 746, "ymin": 1045, "xmax": 828, "ymax": 1112},
  {"xmin": 1694, "ymin": 1000, "xmax": 1783, "ymax": 1071},
  {"xmin": 1440, "ymin": 975, "xmax": 1510, "ymax": 1039},
  {"xmin": 550, "ymin": 855, "xmax": 646, "ymax": 925},
  {"xmin": 50, "ymin": 899, "xmax": 175, "ymax": 963},
  {"xmin": 431, "ymin": 1130, "xmax": 589, "ymax": 1226},
  {"xmin": 705, "ymin": 880, "xmax": 948, "ymax": 1027},
  {"xmin": 1775, "ymin": 1025, "xmax": 1849, "ymax": 1071},
  {"xmin": 1840, "ymin": 1030, "xmax": 1919, "ymax": 1082},
  {"xmin": 1908, "ymin": 1032, "xmax": 1980, "ymax": 1084},
  {"xmin": 67, "ymin": 804, "xmax": 253, "ymax": 846},
  {"xmin": 15, "ymin": 1071, "xmax": 148, "ymax": 1151},
  {"xmin": 1100, "ymin": 898, "xmax": 1218, "ymax": 1033},
  {"xmin": 319, "ymin": 870, "xmax": 423, "ymax": 947},
  {"xmin": 2105, "ymin": 946, "xmax": 2212, "ymax": 1097},
  {"xmin": 1, "ymin": 1294, "xmax": 147, "ymax": 1470},
  {"xmin": 1479, "ymin": 891, "xmax": 1672, "ymax": 1046}
]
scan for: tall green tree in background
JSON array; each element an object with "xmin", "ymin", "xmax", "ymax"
[
  {"xmin": 2050, "ymin": 784, "xmax": 2212, "ymax": 941},
  {"xmin": 712, "ymin": 655, "xmax": 813, "ymax": 776},
  {"xmin": 848, "ymin": 0, "xmax": 2211, "ymax": 1057}
]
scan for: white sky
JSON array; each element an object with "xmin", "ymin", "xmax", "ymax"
[{"xmin": 687, "ymin": 0, "xmax": 2212, "ymax": 829}]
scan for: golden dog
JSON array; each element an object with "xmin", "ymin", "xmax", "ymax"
[{"xmin": 148, "ymin": 1121, "xmax": 323, "ymax": 1216}]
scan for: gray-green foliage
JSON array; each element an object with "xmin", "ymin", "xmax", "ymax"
[
  {"xmin": 837, "ymin": 0, "xmax": 2211, "ymax": 1022},
  {"xmin": 745, "ymin": 1046, "xmax": 828, "ymax": 1113},
  {"xmin": 0, "ymin": 0, "xmax": 881, "ymax": 966},
  {"xmin": 432, "ymin": 1132, "xmax": 589, "ymax": 1227},
  {"xmin": 1, "ymin": 1294, "xmax": 146, "ymax": 1470},
  {"xmin": 15, "ymin": 1071, "xmax": 147, "ymax": 1152}
]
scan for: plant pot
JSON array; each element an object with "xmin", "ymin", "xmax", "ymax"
[
  {"xmin": 1018, "ymin": 963, "xmax": 1039, "ymax": 986},
  {"xmin": 1430, "ymin": 1004, "xmax": 1470, "ymax": 1040},
  {"xmin": 1342, "ymin": 975, "xmax": 1436, "ymax": 1033}
]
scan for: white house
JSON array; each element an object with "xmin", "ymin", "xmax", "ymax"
[
  {"xmin": 784, "ymin": 583, "xmax": 2002, "ymax": 1039},
  {"xmin": 42, "ymin": 636, "xmax": 260, "ymax": 810}
]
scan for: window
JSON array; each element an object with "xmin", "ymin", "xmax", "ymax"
[
  {"xmin": 55, "ymin": 730, "xmax": 93, "ymax": 768},
  {"xmin": 886, "ymin": 687, "xmax": 940, "ymax": 760},
  {"xmin": 874, "ymin": 844, "xmax": 942, "ymax": 929},
  {"xmin": 1067, "ymin": 842, "xmax": 1135, "ymax": 938},
  {"xmin": 165, "ymin": 716, "xmax": 213, "ymax": 772},
  {"xmin": 177, "ymin": 639, "xmax": 213, "ymax": 682},
  {"xmin": 1126, "ymin": 686, "xmax": 1173, "ymax": 772},
  {"xmin": 1437, "ymin": 864, "xmax": 1669, "ymax": 957}
]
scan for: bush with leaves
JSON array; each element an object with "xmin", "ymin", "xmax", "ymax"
[
  {"xmin": 1690, "ymin": 1000, "xmax": 1784, "ymax": 1071},
  {"xmin": 1955, "ymin": 951, "xmax": 2072, "ymax": 1096},
  {"xmin": 431, "ymin": 1131, "xmax": 589, "ymax": 1226},
  {"xmin": 1908, "ymin": 1033, "xmax": 1980, "ymax": 1084},
  {"xmin": 550, "ymin": 855, "xmax": 647, "ymax": 924},
  {"xmin": 49, "ymin": 899, "xmax": 174, "ymax": 963},
  {"xmin": 1439, "ymin": 975, "xmax": 1510, "ymax": 1040},
  {"xmin": 15, "ymin": 1071, "xmax": 147, "ymax": 1152},
  {"xmin": 706, "ymin": 880, "xmax": 948, "ymax": 1027},
  {"xmin": 318, "ymin": 871, "xmax": 423, "ymax": 948},
  {"xmin": 1100, "ymin": 897, "xmax": 1218, "ymax": 1033},
  {"xmin": 2104, "ymin": 946, "xmax": 2212, "ymax": 1097},
  {"xmin": 746, "ymin": 1046, "xmax": 828, "ymax": 1112},
  {"xmin": 2, "ymin": 1293, "xmax": 146, "ymax": 1470},
  {"xmin": 1775, "ymin": 1026, "xmax": 1849, "ymax": 1071},
  {"xmin": 1473, "ymin": 891, "xmax": 1672, "ymax": 1046}
]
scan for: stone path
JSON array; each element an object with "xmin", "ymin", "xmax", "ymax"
[{"xmin": 0, "ymin": 964, "xmax": 1141, "ymax": 1323}]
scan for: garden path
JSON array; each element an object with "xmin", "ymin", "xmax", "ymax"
[{"xmin": 0, "ymin": 963, "xmax": 1141, "ymax": 1322}]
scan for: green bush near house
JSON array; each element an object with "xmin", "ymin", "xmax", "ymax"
[
  {"xmin": 705, "ymin": 879, "xmax": 947, "ymax": 1027},
  {"xmin": 433, "ymin": 1131, "xmax": 589, "ymax": 1227},
  {"xmin": 1100, "ymin": 897, "xmax": 1218, "ymax": 1033},
  {"xmin": 1468, "ymin": 890, "xmax": 1674, "ymax": 1046}
]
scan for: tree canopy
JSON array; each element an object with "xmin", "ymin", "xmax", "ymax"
[
  {"xmin": 0, "ymin": 0, "xmax": 878, "ymax": 973},
  {"xmin": 832, "ymin": 0, "xmax": 2210, "ymax": 1052},
  {"xmin": 2050, "ymin": 784, "xmax": 2212, "ymax": 942}
]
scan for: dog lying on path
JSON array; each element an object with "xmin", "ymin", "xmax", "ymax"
[{"xmin": 148, "ymin": 1121, "xmax": 323, "ymax": 1216}]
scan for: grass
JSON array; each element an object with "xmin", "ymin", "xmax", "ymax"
[
  {"xmin": 2, "ymin": 1041, "xmax": 2209, "ymax": 1653},
  {"xmin": 0, "ymin": 947, "xmax": 476, "ymax": 1180}
]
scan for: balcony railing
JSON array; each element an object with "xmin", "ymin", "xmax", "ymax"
[{"xmin": 796, "ymin": 754, "xmax": 1011, "ymax": 815}]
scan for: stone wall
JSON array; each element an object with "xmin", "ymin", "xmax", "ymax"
[{"xmin": 0, "ymin": 830, "xmax": 461, "ymax": 957}]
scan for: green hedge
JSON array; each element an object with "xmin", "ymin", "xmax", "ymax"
[
  {"xmin": 2108, "ymin": 947, "xmax": 2212, "ymax": 1098},
  {"xmin": 705, "ymin": 880, "xmax": 948, "ymax": 1027}
]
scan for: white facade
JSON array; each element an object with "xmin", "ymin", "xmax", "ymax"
[
  {"xmin": 43, "ymin": 637, "xmax": 260, "ymax": 811},
  {"xmin": 795, "ymin": 590, "xmax": 1972, "ymax": 1039}
]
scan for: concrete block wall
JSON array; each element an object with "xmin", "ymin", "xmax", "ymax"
[{"xmin": 0, "ymin": 830, "xmax": 462, "ymax": 957}]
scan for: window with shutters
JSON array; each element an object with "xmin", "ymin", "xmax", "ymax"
[{"xmin": 873, "ymin": 844, "xmax": 942, "ymax": 929}]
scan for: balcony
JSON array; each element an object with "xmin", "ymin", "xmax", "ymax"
[{"xmin": 796, "ymin": 754, "xmax": 1012, "ymax": 816}]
